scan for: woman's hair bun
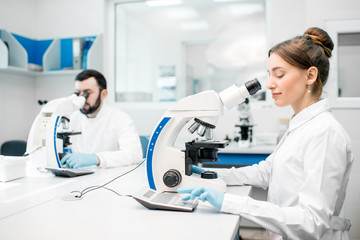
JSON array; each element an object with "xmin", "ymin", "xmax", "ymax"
[{"xmin": 304, "ymin": 27, "xmax": 334, "ymax": 58}]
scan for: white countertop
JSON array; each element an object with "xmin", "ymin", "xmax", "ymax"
[{"xmin": 0, "ymin": 164, "xmax": 251, "ymax": 240}]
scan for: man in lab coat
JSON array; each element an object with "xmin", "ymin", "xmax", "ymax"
[{"xmin": 61, "ymin": 69, "xmax": 143, "ymax": 168}]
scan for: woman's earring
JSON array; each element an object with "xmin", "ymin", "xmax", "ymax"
[{"xmin": 307, "ymin": 85, "xmax": 311, "ymax": 93}]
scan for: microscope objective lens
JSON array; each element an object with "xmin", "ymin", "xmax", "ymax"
[
  {"xmin": 197, "ymin": 125, "xmax": 206, "ymax": 136},
  {"xmin": 205, "ymin": 128, "xmax": 213, "ymax": 140},
  {"xmin": 188, "ymin": 121, "xmax": 200, "ymax": 134}
]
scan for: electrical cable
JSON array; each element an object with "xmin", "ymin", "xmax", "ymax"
[
  {"xmin": 23, "ymin": 145, "xmax": 44, "ymax": 156},
  {"xmin": 70, "ymin": 158, "xmax": 146, "ymax": 199}
]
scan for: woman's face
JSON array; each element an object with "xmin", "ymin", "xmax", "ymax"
[{"xmin": 267, "ymin": 53, "xmax": 309, "ymax": 113}]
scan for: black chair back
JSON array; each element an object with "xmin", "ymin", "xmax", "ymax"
[{"xmin": 0, "ymin": 140, "xmax": 27, "ymax": 156}]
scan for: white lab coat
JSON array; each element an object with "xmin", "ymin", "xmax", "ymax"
[
  {"xmin": 218, "ymin": 99, "xmax": 354, "ymax": 240},
  {"xmin": 70, "ymin": 104, "xmax": 143, "ymax": 168}
]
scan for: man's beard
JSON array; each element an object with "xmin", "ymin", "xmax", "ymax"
[{"xmin": 80, "ymin": 92, "xmax": 102, "ymax": 115}]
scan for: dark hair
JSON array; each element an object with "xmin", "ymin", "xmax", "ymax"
[
  {"xmin": 268, "ymin": 27, "xmax": 334, "ymax": 99},
  {"xmin": 75, "ymin": 69, "xmax": 107, "ymax": 90}
]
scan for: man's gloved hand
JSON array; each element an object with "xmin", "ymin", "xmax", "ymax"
[
  {"xmin": 177, "ymin": 186, "xmax": 224, "ymax": 210},
  {"xmin": 192, "ymin": 165, "xmax": 205, "ymax": 175},
  {"xmin": 60, "ymin": 153, "xmax": 99, "ymax": 169}
]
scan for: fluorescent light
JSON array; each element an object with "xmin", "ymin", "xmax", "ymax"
[
  {"xmin": 145, "ymin": 0, "xmax": 182, "ymax": 7},
  {"xmin": 165, "ymin": 7, "xmax": 199, "ymax": 20},
  {"xmin": 229, "ymin": 4, "xmax": 264, "ymax": 16},
  {"xmin": 213, "ymin": 0, "xmax": 243, "ymax": 2},
  {"xmin": 181, "ymin": 21, "xmax": 209, "ymax": 31}
]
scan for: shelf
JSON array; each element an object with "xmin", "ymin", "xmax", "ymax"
[
  {"xmin": 0, "ymin": 29, "xmax": 103, "ymax": 77},
  {"xmin": 0, "ymin": 30, "xmax": 27, "ymax": 69},
  {"xmin": 0, "ymin": 66, "xmax": 82, "ymax": 77},
  {"xmin": 41, "ymin": 69, "xmax": 82, "ymax": 76},
  {"xmin": 0, "ymin": 66, "xmax": 29, "ymax": 75}
]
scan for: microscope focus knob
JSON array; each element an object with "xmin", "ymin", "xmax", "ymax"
[
  {"xmin": 201, "ymin": 171, "xmax": 218, "ymax": 179},
  {"xmin": 163, "ymin": 170, "xmax": 181, "ymax": 188}
]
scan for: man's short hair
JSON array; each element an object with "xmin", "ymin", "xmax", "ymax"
[{"xmin": 75, "ymin": 69, "xmax": 107, "ymax": 90}]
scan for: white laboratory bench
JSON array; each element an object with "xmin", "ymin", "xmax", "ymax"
[{"xmin": 0, "ymin": 164, "xmax": 251, "ymax": 240}]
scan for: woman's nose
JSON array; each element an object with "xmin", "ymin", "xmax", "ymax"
[{"xmin": 267, "ymin": 79, "xmax": 275, "ymax": 90}]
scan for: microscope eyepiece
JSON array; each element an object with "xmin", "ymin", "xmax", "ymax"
[
  {"xmin": 219, "ymin": 78, "xmax": 262, "ymax": 109},
  {"xmin": 82, "ymin": 92, "xmax": 89, "ymax": 99},
  {"xmin": 245, "ymin": 78, "xmax": 262, "ymax": 95},
  {"xmin": 72, "ymin": 92, "xmax": 89, "ymax": 99}
]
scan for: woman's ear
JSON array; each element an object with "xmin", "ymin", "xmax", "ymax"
[{"xmin": 306, "ymin": 66, "xmax": 318, "ymax": 85}]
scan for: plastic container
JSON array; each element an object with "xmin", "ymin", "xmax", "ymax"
[{"xmin": 0, "ymin": 155, "xmax": 28, "ymax": 182}]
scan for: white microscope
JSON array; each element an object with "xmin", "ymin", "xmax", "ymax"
[
  {"xmin": 235, "ymin": 98, "xmax": 254, "ymax": 148},
  {"xmin": 26, "ymin": 93, "xmax": 88, "ymax": 174},
  {"xmin": 146, "ymin": 79, "xmax": 261, "ymax": 192}
]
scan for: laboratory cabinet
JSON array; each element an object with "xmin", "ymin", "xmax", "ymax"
[{"xmin": 0, "ymin": 29, "xmax": 103, "ymax": 76}]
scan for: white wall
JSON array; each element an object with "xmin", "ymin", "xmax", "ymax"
[
  {"xmin": 0, "ymin": 73, "xmax": 37, "ymax": 144},
  {"xmin": 34, "ymin": 0, "xmax": 104, "ymax": 39},
  {"xmin": 267, "ymin": 0, "xmax": 306, "ymax": 46},
  {"xmin": 0, "ymin": 0, "xmax": 104, "ymax": 39},
  {"xmin": 0, "ymin": 0, "xmax": 38, "ymax": 144},
  {"xmin": 0, "ymin": 0, "xmax": 37, "ymax": 37}
]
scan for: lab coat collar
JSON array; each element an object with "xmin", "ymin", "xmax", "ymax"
[
  {"xmin": 85, "ymin": 103, "xmax": 108, "ymax": 120},
  {"xmin": 94, "ymin": 103, "xmax": 108, "ymax": 119},
  {"xmin": 288, "ymin": 98, "xmax": 330, "ymax": 132}
]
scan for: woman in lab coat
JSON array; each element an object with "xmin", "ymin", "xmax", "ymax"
[{"xmin": 178, "ymin": 27, "xmax": 354, "ymax": 240}]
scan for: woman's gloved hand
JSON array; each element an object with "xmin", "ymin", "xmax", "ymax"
[
  {"xmin": 192, "ymin": 165, "xmax": 205, "ymax": 175},
  {"xmin": 61, "ymin": 153, "xmax": 99, "ymax": 168},
  {"xmin": 177, "ymin": 186, "xmax": 224, "ymax": 209}
]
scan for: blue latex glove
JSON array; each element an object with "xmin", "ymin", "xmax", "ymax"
[
  {"xmin": 192, "ymin": 165, "xmax": 205, "ymax": 175},
  {"xmin": 60, "ymin": 153, "xmax": 99, "ymax": 169},
  {"xmin": 177, "ymin": 186, "xmax": 224, "ymax": 209}
]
